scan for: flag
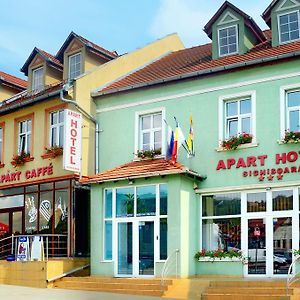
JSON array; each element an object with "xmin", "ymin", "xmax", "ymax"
[
  {"xmin": 167, "ymin": 125, "xmax": 174, "ymax": 158},
  {"xmin": 187, "ymin": 113, "xmax": 194, "ymax": 155},
  {"xmin": 172, "ymin": 119, "xmax": 186, "ymax": 163}
]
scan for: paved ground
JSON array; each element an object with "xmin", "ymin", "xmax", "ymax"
[{"xmin": 0, "ymin": 285, "xmax": 174, "ymax": 300}]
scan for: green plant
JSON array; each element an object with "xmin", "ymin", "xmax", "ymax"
[
  {"xmin": 45, "ymin": 145, "xmax": 63, "ymax": 158},
  {"xmin": 195, "ymin": 249, "xmax": 247, "ymax": 263},
  {"xmin": 136, "ymin": 148, "xmax": 161, "ymax": 159},
  {"xmin": 283, "ymin": 130, "xmax": 300, "ymax": 144},
  {"xmin": 221, "ymin": 133, "xmax": 253, "ymax": 150},
  {"xmin": 11, "ymin": 151, "xmax": 30, "ymax": 167},
  {"xmin": 292, "ymin": 249, "xmax": 300, "ymax": 256}
]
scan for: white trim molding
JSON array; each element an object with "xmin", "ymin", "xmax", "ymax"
[
  {"xmin": 276, "ymin": 0, "xmax": 300, "ymax": 12},
  {"xmin": 217, "ymin": 24, "xmax": 239, "ymax": 57},
  {"xmin": 217, "ymin": 11, "xmax": 239, "ymax": 26}
]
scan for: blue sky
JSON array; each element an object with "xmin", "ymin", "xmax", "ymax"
[{"xmin": 0, "ymin": 0, "xmax": 271, "ymax": 79}]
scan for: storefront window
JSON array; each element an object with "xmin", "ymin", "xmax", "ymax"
[
  {"xmin": 54, "ymin": 189, "xmax": 69, "ymax": 234},
  {"xmin": 26, "ymin": 185, "xmax": 38, "ymax": 193},
  {"xmin": 0, "ymin": 187, "xmax": 24, "ymax": 196},
  {"xmin": 39, "ymin": 191, "xmax": 53, "ymax": 233},
  {"xmin": 104, "ymin": 189, "xmax": 113, "ymax": 260},
  {"xmin": 116, "ymin": 188, "xmax": 134, "ymax": 218},
  {"xmin": 160, "ymin": 184, "xmax": 168, "ymax": 215},
  {"xmin": 247, "ymin": 192, "xmax": 266, "ymax": 213},
  {"xmin": 202, "ymin": 218, "xmax": 241, "ymax": 251},
  {"xmin": 272, "ymin": 190, "xmax": 293, "ymax": 211},
  {"xmin": 105, "ymin": 190, "xmax": 112, "ymax": 218},
  {"xmin": 137, "ymin": 186, "xmax": 156, "ymax": 216},
  {"xmin": 160, "ymin": 218, "xmax": 167, "ymax": 260},
  {"xmin": 40, "ymin": 182, "xmax": 53, "ymax": 191},
  {"xmin": 0, "ymin": 195, "xmax": 23, "ymax": 209},
  {"xmin": 25, "ymin": 193, "xmax": 38, "ymax": 233},
  {"xmin": 202, "ymin": 193, "xmax": 241, "ymax": 217}
]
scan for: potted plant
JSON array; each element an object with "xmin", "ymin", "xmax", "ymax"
[
  {"xmin": 43, "ymin": 145, "xmax": 64, "ymax": 158},
  {"xmin": 282, "ymin": 130, "xmax": 300, "ymax": 144},
  {"xmin": 221, "ymin": 133, "xmax": 253, "ymax": 150},
  {"xmin": 11, "ymin": 151, "xmax": 31, "ymax": 167},
  {"xmin": 195, "ymin": 249, "xmax": 248, "ymax": 263},
  {"xmin": 136, "ymin": 148, "xmax": 161, "ymax": 159}
]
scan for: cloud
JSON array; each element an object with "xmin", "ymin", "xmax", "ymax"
[{"xmin": 149, "ymin": 0, "xmax": 271, "ymax": 47}]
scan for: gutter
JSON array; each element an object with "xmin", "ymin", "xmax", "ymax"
[
  {"xmin": 92, "ymin": 50, "xmax": 300, "ymax": 97},
  {"xmin": 60, "ymin": 84, "xmax": 100, "ymax": 174}
]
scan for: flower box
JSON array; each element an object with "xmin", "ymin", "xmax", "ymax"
[
  {"xmin": 136, "ymin": 148, "xmax": 161, "ymax": 159},
  {"xmin": 282, "ymin": 131, "xmax": 300, "ymax": 144},
  {"xmin": 197, "ymin": 257, "xmax": 244, "ymax": 262},
  {"xmin": 42, "ymin": 146, "xmax": 63, "ymax": 159},
  {"xmin": 11, "ymin": 152, "xmax": 33, "ymax": 167},
  {"xmin": 221, "ymin": 133, "xmax": 253, "ymax": 150}
]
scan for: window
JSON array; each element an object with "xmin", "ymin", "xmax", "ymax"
[
  {"xmin": 218, "ymin": 25, "xmax": 238, "ymax": 56},
  {"xmin": 69, "ymin": 53, "xmax": 81, "ymax": 80},
  {"xmin": 50, "ymin": 110, "xmax": 64, "ymax": 147},
  {"xmin": 32, "ymin": 67, "xmax": 44, "ymax": 91},
  {"xmin": 139, "ymin": 112, "xmax": 162, "ymax": 151},
  {"xmin": 18, "ymin": 119, "xmax": 32, "ymax": 154},
  {"xmin": 225, "ymin": 98, "xmax": 251, "ymax": 138},
  {"xmin": 278, "ymin": 11, "xmax": 300, "ymax": 44},
  {"xmin": 104, "ymin": 189, "xmax": 112, "ymax": 260},
  {"xmin": 286, "ymin": 90, "xmax": 300, "ymax": 132}
]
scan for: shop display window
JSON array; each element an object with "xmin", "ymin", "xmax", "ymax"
[
  {"xmin": 137, "ymin": 185, "xmax": 156, "ymax": 217},
  {"xmin": 247, "ymin": 192, "xmax": 266, "ymax": 213},
  {"xmin": 272, "ymin": 190, "xmax": 293, "ymax": 211},
  {"xmin": 116, "ymin": 188, "xmax": 134, "ymax": 218}
]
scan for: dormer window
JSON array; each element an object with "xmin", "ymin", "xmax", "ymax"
[
  {"xmin": 218, "ymin": 25, "xmax": 238, "ymax": 56},
  {"xmin": 278, "ymin": 11, "xmax": 300, "ymax": 44},
  {"xmin": 69, "ymin": 53, "xmax": 81, "ymax": 80},
  {"xmin": 32, "ymin": 67, "xmax": 44, "ymax": 91}
]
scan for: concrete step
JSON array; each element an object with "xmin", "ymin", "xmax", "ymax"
[
  {"xmin": 209, "ymin": 280, "xmax": 287, "ymax": 288},
  {"xmin": 205, "ymin": 287, "xmax": 292, "ymax": 295},
  {"xmin": 202, "ymin": 293, "xmax": 285, "ymax": 300}
]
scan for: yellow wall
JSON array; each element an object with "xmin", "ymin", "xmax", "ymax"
[
  {"xmin": 0, "ymin": 86, "xmax": 19, "ymax": 102},
  {"xmin": 45, "ymin": 65, "xmax": 63, "ymax": 87}
]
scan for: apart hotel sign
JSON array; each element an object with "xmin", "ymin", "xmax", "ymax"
[
  {"xmin": 216, "ymin": 150, "xmax": 300, "ymax": 182},
  {"xmin": 63, "ymin": 109, "xmax": 82, "ymax": 173}
]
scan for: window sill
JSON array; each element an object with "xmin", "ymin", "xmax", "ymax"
[
  {"xmin": 100, "ymin": 260, "xmax": 113, "ymax": 263},
  {"xmin": 277, "ymin": 140, "xmax": 300, "ymax": 145},
  {"xmin": 133, "ymin": 154, "xmax": 165, "ymax": 162},
  {"xmin": 41, "ymin": 153, "xmax": 63, "ymax": 159},
  {"xmin": 215, "ymin": 143, "xmax": 259, "ymax": 152}
]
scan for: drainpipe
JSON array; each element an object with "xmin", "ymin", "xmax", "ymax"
[{"xmin": 60, "ymin": 83, "xmax": 100, "ymax": 174}]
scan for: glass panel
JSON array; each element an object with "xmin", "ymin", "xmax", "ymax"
[
  {"xmin": 55, "ymin": 180, "xmax": 70, "ymax": 189},
  {"xmin": 273, "ymin": 217, "xmax": 292, "ymax": 274},
  {"xmin": 160, "ymin": 184, "xmax": 168, "ymax": 215},
  {"xmin": 0, "ymin": 187, "xmax": 23, "ymax": 196},
  {"xmin": 290, "ymin": 30, "xmax": 299, "ymax": 40},
  {"xmin": 229, "ymin": 44, "xmax": 237, "ymax": 53},
  {"xmin": 116, "ymin": 188, "xmax": 134, "ymax": 218},
  {"xmin": 247, "ymin": 192, "xmax": 266, "ymax": 213},
  {"xmin": 288, "ymin": 92, "xmax": 300, "ymax": 107},
  {"xmin": 40, "ymin": 183, "xmax": 53, "ymax": 191},
  {"xmin": 280, "ymin": 14, "xmax": 289, "ymax": 25},
  {"xmin": 142, "ymin": 132, "xmax": 150, "ymax": 145},
  {"xmin": 139, "ymin": 221, "xmax": 154, "ymax": 275},
  {"xmin": 154, "ymin": 131, "xmax": 161, "ymax": 145},
  {"xmin": 39, "ymin": 191, "xmax": 53, "ymax": 233},
  {"xmin": 202, "ymin": 193, "xmax": 241, "ymax": 217},
  {"xmin": 26, "ymin": 185, "xmax": 38, "ymax": 193},
  {"xmin": 25, "ymin": 193, "xmax": 38, "ymax": 234},
  {"xmin": 228, "ymin": 26, "xmax": 236, "ymax": 36},
  {"xmin": 118, "ymin": 222, "xmax": 132, "ymax": 275},
  {"xmin": 226, "ymin": 101, "xmax": 237, "ymax": 116},
  {"xmin": 54, "ymin": 189, "xmax": 69, "ymax": 234},
  {"xmin": 104, "ymin": 221, "xmax": 112, "ymax": 260},
  {"xmin": 219, "ymin": 28, "xmax": 227, "ymax": 38},
  {"xmin": 281, "ymin": 32, "xmax": 289, "ymax": 42},
  {"xmin": 240, "ymin": 99, "xmax": 251, "ymax": 114},
  {"xmin": 0, "ymin": 213, "xmax": 9, "ymax": 239},
  {"xmin": 160, "ymin": 218, "xmax": 167, "ymax": 260},
  {"xmin": 202, "ymin": 218, "xmax": 241, "ymax": 251},
  {"xmin": 105, "ymin": 190, "xmax": 112, "ymax": 218},
  {"xmin": 241, "ymin": 117, "xmax": 251, "ymax": 133},
  {"xmin": 59, "ymin": 110, "xmax": 64, "ymax": 123},
  {"xmin": 289, "ymin": 110, "xmax": 299, "ymax": 132},
  {"xmin": 141, "ymin": 116, "xmax": 151, "ymax": 130},
  {"xmin": 272, "ymin": 190, "xmax": 293, "ymax": 211},
  {"xmin": 12, "ymin": 211, "xmax": 22, "ymax": 234},
  {"xmin": 220, "ymin": 37, "xmax": 227, "ymax": 46},
  {"xmin": 228, "ymin": 119, "xmax": 238, "ymax": 137},
  {"xmin": 290, "ymin": 12, "xmax": 298, "ymax": 22},
  {"xmin": 137, "ymin": 185, "xmax": 156, "ymax": 217},
  {"xmin": 153, "ymin": 114, "xmax": 162, "ymax": 128},
  {"xmin": 248, "ymin": 219, "xmax": 266, "ymax": 274},
  {"xmin": 0, "ymin": 195, "xmax": 23, "ymax": 209}
]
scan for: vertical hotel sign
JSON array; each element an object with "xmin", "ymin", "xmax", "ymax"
[{"xmin": 63, "ymin": 109, "xmax": 82, "ymax": 173}]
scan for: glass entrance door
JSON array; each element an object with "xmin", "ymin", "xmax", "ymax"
[{"xmin": 139, "ymin": 221, "xmax": 154, "ymax": 275}]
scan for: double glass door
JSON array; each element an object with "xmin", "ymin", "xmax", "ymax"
[
  {"xmin": 0, "ymin": 208, "xmax": 23, "ymax": 240},
  {"xmin": 117, "ymin": 219, "xmax": 155, "ymax": 277}
]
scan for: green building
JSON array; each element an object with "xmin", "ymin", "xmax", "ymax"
[{"xmin": 85, "ymin": 0, "xmax": 300, "ymax": 278}]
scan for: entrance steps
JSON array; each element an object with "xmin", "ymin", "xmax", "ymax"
[
  {"xmin": 52, "ymin": 277, "xmax": 173, "ymax": 297},
  {"xmin": 201, "ymin": 279, "xmax": 300, "ymax": 300}
]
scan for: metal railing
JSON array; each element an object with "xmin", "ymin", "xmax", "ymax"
[
  {"xmin": 0, "ymin": 234, "xmax": 68, "ymax": 261},
  {"xmin": 286, "ymin": 255, "xmax": 300, "ymax": 295},
  {"xmin": 161, "ymin": 249, "xmax": 179, "ymax": 290}
]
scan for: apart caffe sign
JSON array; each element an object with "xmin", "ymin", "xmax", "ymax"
[{"xmin": 216, "ymin": 150, "xmax": 300, "ymax": 182}]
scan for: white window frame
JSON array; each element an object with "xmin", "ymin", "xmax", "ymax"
[
  {"xmin": 134, "ymin": 107, "xmax": 166, "ymax": 157},
  {"xmin": 280, "ymin": 83, "xmax": 300, "ymax": 139},
  {"xmin": 32, "ymin": 67, "xmax": 44, "ymax": 91},
  {"xmin": 18, "ymin": 119, "xmax": 31, "ymax": 154},
  {"xmin": 217, "ymin": 24, "xmax": 239, "ymax": 57},
  {"xmin": 49, "ymin": 110, "xmax": 64, "ymax": 147},
  {"xmin": 277, "ymin": 10, "xmax": 300, "ymax": 44},
  {"xmin": 218, "ymin": 91, "xmax": 256, "ymax": 145},
  {"xmin": 68, "ymin": 52, "xmax": 82, "ymax": 80}
]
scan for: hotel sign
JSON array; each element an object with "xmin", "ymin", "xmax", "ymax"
[
  {"xmin": 63, "ymin": 110, "xmax": 82, "ymax": 173},
  {"xmin": 216, "ymin": 150, "xmax": 300, "ymax": 182}
]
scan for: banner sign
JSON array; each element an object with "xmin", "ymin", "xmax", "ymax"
[
  {"xmin": 17, "ymin": 236, "xmax": 30, "ymax": 261},
  {"xmin": 63, "ymin": 109, "xmax": 82, "ymax": 173},
  {"xmin": 30, "ymin": 236, "xmax": 44, "ymax": 261},
  {"xmin": 216, "ymin": 150, "xmax": 300, "ymax": 182}
]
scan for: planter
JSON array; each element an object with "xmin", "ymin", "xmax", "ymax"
[{"xmin": 198, "ymin": 257, "xmax": 244, "ymax": 262}]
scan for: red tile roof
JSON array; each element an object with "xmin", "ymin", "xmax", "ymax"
[
  {"xmin": 94, "ymin": 30, "xmax": 300, "ymax": 97},
  {"xmin": 37, "ymin": 48, "xmax": 63, "ymax": 68},
  {"xmin": 0, "ymin": 71, "xmax": 27, "ymax": 89},
  {"xmin": 81, "ymin": 159, "xmax": 204, "ymax": 184}
]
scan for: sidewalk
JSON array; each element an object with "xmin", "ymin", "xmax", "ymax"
[{"xmin": 0, "ymin": 285, "xmax": 174, "ymax": 300}]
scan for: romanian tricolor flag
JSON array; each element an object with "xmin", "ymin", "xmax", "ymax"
[
  {"xmin": 172, "ymin": 120, "xmax": 186, "ymax": 163},
  {"xmin": 187, "ymin": 113, "xmax": 194, "ymax": 155}
]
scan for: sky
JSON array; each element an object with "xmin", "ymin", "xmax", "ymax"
[{"xmin": 0, "ymin": 0, "xmax": 271, "ymax": 79}]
